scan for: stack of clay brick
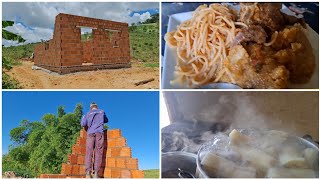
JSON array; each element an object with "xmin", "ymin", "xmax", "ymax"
[
  {"xmin": 40, "ymin": 129, "xmax": 144, "ymax": 178},
  {"xmin": 34, "ymin": 13, "xmax": 131, "ymax": 74}
]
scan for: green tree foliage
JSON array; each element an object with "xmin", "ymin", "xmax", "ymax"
[
  {"xmin": 3, "ymin": 104, "xmax": 84, "ymax": 177},
  {"xmin": 2, "ymin": 72, "xmax": 21, "ymax": 89},
  {"xmin": 2, "ymin": 20, "xmax": 26, "ymax": 89},
  {"xmin": 9, "ymin": 126, "xmax": 27, "ymax": 145},
  {"xmin": 2, "ymin": 21, "xmax": 26, "ymax": 43},
  {"xmin": 74, "ymin": 103, "xmax": 83, "ymax": 120},
  {"xmin": 57, "ymin": 106, "xmax": 66, "ymax": 118},
  {"xmin": 141, "ymin": 13, "xmax": 159, "ymax": 24}
]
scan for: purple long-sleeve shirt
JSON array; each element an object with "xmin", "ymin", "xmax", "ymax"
[{"xmin": 81, "ymin": 109, "xmax": 108, "ymax": 135}]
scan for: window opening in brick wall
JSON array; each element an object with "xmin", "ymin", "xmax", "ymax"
[
  {"xmin": 80, "ymin": 27, "xmax": 93, "ymax": 41},
  {"xmin": 105, "ymin": 29, "xmax": 121, "ymax": 48},
  {"xmin": 106, "ymin": 30, "xmax": 113, "ymax": 42}
]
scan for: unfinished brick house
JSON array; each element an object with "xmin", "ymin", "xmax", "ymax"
[
  {"xmin": 40, "ymin": 129, "xmax": 144, "ymax": 178},
  {"xmin": 34, "ymin": 13, "xmax": 130, "ymax": 74}
]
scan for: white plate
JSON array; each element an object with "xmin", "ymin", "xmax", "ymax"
[{"xmin": 162, "ymin": 5, "xmax": 319, "ymax": 89}]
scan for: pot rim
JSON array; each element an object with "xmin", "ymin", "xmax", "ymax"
[{"xmin": 196, "ymin": 129, "xmax": 319, "ymax": 178}]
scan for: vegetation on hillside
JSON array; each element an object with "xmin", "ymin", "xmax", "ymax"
[
  {"xmin": 2, "ymin": 21, "xmax": 27, "ymax": 89},
  {"xmin": 2, "ymin": 104, "xmax": 83, "ymax": 177},
  {"xmin": 129, "ymin": 13, "xmax": 159, "ymax": 63},
  {"xmin": 129, "ymin": 23, "xmax": 159, "ymax": 63}
]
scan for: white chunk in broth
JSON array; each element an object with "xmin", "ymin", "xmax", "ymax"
[
  {"xmin": 258, "ymin": 130, "xmax": 288, "ymax": 155},
  {"xmin": 201, "ymin": 152, "xmax": 256, "ymax": 178},
  {"xmin": 232, "ymin": 146, "xmax": 277, "ymax": 177},
  {"xmin": 279, "ymin": 146, "xmax": 309, "ymax": 168},
  {"xmin": 202, "ymin": 129, "xmax": 318, "ymax": 178},
  {"xmin": 229, "ymin": 129, "xmax": 251, "ymax": 146},
  {"xmin": 266, "ymin": 167, "xmax": 315, "ymax": 178}
]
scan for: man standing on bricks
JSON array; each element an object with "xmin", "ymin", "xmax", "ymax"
[{"xmin": 81, "ymin": 102, "xmax": 109, "ymax": 178}]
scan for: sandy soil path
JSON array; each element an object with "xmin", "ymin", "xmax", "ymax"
[{"xmin": 8, "ymin": 61, "xmax": 159, "ymax": 89}]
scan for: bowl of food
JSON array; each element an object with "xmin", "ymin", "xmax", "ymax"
[
  {"xmin": 196, "ymin": 129, "xmax": 319, "ymax": 178},
  {"xmin": 162, "ymin": 151, "xmax": 197, "ymax": 178},
  {"xmin": 163, "ymin": 3, "xmax": 318, "ymax": 89}
]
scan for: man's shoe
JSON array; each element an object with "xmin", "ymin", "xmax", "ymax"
[
  {"xmin": 86, "ymin": 171, "xmax": 92, "ymax": 178},
  {"xmin": 93, "ymin": 172, "xmax": 99, "ymax": 178}
]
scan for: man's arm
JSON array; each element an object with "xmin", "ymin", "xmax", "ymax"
[
  {"xmin": 103, "ymin": 112, "xmax": 108, "ymax": 123},
  {"xmin": 80, "ymin": 114, "xmax": 87, "ymax": 127}
]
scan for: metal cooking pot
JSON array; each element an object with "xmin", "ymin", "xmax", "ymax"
[
  {"xmin": 196, "ymin": 129, "xmax": 319, "ymax": 178},
  {"xmin": 162, "ymin": 151, "xmax": 197, "ymax": 178}
]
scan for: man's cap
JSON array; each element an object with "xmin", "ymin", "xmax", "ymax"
[{"xmin": 90, "ymin": 102, "xmax": 98, "ymax": 108}]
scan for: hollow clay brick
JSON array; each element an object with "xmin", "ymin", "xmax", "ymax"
[
  {"xmin": 67, "ymin": 154, "xmax": 78, "ymax": 164},
  {"xmin": 77, "ymin": 155, "xmax": 85, "ymax": 165},
  {"xmin": 107, "ymin": 157, "xmax": 116, "ymax": 168},
  {"xmin": 61, "ymin": 163, "xmax": 72, "ymax": 175},
  {"xmin": 111, "ymin": 169, "xmax": 121, "ymax": 178},
  {"xmin": 131, "ymin": 170, "xmax": 144, "ymax": 178},
  {"xmin": 120, "ymin": 169, "xmax": 132, "ymax": 178},
  {"xmin": 76, "ymin": 137, "xmax": 86, "ymax": 145},
  {"xmin": 103, "ymin": 168, "xmax": 112, "ymax": 178},
  {"xmin": 79, "ymin": 165, "xmax": 86, "ymax": 175},
  {"xmin": 120, "ymin": 147, "xmax": 132, "ymax": 157},
  {"xmin": 71, "ymin": 165, "xmax": 80, "ymax": 175},
  {"xmin": 116, "ymin": 158, "xmax": 126, "ymax": 168}
]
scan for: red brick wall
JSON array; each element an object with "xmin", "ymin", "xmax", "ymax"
[
  {"xmin": 34, "ymin": 13, "xmax": 130, "ymax": 73},
  {"xmin": 40, "ymin": 129, "xmax": 144, "ymax": 178}
]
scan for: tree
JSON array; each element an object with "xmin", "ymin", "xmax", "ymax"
[
  {"xmin": 2, "ymin": 21, "xmax": 25, "ymax": 89},
  {"xmin": 57, "ymin": 106, "xmax": 66, "ymax": 118},
  {"xmin": 141, "ymin": 13, "xmax": 159, "ymax": 24},
  {"xmin": 3, "ymin": 103, "xmax": 84, "ymax": 177},
  {"xmin": 2, "ymin": 21, "xmax": 26, "ymax": 43},
  {"xmin": 74, "ymin": 103, "xmax": 83, "ymax": 120},
  {"xmin": 42, "ymin": 114, "xmax": 57, "ymax": 127},
  {"xmin": 9, "ymin": 126, "xmax": 27, "ymax": 145}
]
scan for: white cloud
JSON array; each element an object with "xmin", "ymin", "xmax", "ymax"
[
  {"xmin": 2, "ymin": 2, "xmax": 158, "ymax": 46},
  {"xmin": 3, "ymin": 2, "xmax": 158, "ymax": 29},
  {"xmin": 130, "ymin": 12, "xmax": 152, "ymax": 25},
  {"xmin": 3, "ymin": 23, "xmax": 53, "ymax": 47}
]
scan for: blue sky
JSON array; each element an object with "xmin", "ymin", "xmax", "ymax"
[
  {"xmin": 2, "ymin": 2, "xmax": 159, "ymax": 46},
  {"xmin": 130, "ymin": 9, "xmax": 159, "ymax": 17},
  {"xmin": 2, "ymin": 91, "xmax": 159, "ymax": 170}
]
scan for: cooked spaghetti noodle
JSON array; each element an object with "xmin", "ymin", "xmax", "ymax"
[{"xmin": 165, "ymin": 4, "xmax": 243, "ymax": 87}]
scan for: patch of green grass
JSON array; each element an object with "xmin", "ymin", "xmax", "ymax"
[
  {"xmin": 130, "ymin": 23, "xmax": 159, "ymax": 62},
  {"xmin": 143, "ymin": 169, "xmax": 159, "ymax": 178},
  {"xmin": 144, "ymin": 62, "xmax": 159, "ymax": 67},
  {"xmin": 2, "ymin": 43, "xmax": 37, "ymax": 63}
]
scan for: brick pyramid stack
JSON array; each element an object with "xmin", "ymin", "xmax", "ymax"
[{"xmin": 40, "ymin": 129, "xmax": 144, "ymax": 178}]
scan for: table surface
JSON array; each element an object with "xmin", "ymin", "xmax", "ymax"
[{"xmin": 161, "ymin": 2, "xmax": 319, "ymax": 56}]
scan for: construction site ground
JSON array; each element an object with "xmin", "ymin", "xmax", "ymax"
[{"xmin": 8, "ymin": 60, "xmax": 159, "ymax": 89}]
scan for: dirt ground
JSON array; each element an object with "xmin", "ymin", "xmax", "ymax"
[{"xmin": 8, "ymin": 61, "xmax": 159, "ymax": 89}]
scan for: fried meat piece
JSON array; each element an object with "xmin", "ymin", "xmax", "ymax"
[
  {"xmin": 221, "ymin": 45, "xmax": 289, "ymax": 89},
  {"xmin": 271, "ymin": 24, "xmax": 315, "ymax": 83},
  {"xmin": 239, "ymin": 3, "xmax": 305, "ymax": 33},
  {"xmin": 233, "ymin": 25, "xmax": 267, "ymax": 45},
  {"xmin": 221, "ymin": 24, "xmax": 315, "ymax": 88}
]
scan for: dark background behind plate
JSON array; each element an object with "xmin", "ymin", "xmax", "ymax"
[{"xmin": 161, "ymin": 2, "xmax": 319, "ymax": 56}]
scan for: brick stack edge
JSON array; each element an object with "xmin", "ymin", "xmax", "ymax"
[
  {"xmin": 40, "ymin": 129, "xmax": 144, "ymax": 178},
  {"xmin": 34, "ymin": 13, "xmax": 131, "ymax": 74}
]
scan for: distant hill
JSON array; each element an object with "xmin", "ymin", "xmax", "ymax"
[{"xmin": 129, "ymin": 23, "xmax": 159, "ymax": 62}]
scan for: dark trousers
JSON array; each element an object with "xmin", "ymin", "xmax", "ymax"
[{"xmin": 85, "ymin": 132, "xmax": 104, "ymax": 174}]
